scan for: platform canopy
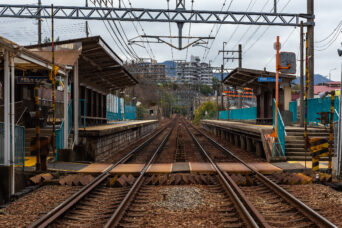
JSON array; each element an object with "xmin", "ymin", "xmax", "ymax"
[
  {"xmin": 0, "ymin": 36, "xmax": 66, "ymax": 75},
  {"xmin": 26, "ymin": 36, "xmax": 138, "ymax": 93},
  {"xmin": 223, "ymin": 68, "xmax": 295, "ymax": 89}
]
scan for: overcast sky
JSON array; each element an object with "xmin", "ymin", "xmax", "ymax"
[{"xmin": 0, "ymin": 0, "xmax": 341, "ymax": 80}]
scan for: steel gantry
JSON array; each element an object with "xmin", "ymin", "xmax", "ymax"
[{"xmin": 0, "ymin": 4, "xmax": 313, "ymax": 26}]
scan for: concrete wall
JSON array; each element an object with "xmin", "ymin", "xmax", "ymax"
[{"xmin": 78, "ymin": 121, "xmax": 158, "ymax": 162}]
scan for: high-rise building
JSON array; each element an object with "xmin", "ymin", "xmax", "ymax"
[
  {"xmin": 126, "ymin": 60, "xmax": 166, "ymax": 82},
  {"xmin": 176, "ymin": 55, "xmax": 213, "ymax": 87}
]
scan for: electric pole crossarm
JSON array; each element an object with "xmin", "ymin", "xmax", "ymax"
[{"xmin": 0, "ymin": 4, "xmax": 313, "ymax": 26}]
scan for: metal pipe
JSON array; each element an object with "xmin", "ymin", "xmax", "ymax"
[
  {"xmin": 10, "ymin": 55, "xmax": 15, "ymax": 195},
  {"xmin": 300, "ymin": 21, "xmax": 304, "ymax": 127},
  {"xmin": 51, "ymin": 4, "xmax": 56, "ymax": 161},
  {"xmin": 304, "ymin": 32, "xmax": 309, "ymax": 168}
]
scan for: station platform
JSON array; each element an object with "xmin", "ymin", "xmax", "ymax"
[
  {"xmin": 78, "ymin": 162, "xmax": 282, "ymax": 174},
  {"xmin": 73, "ymin": 120, "xmax": 159, "ymax": 162},
  {"xmin": 79, "ymin": 120, "xmax": 158, "ymax": 137}
]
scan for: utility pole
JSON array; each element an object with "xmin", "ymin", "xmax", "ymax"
[
  {"xmin": 85, "ymin": 0, "xmax": 89, "ymax": 37},
  {"xmin": 307, "ymin": 0, "xmax": 314, "ymax": 98},
  {"xmin": 300, "ymin": 21, "xmax": 304, "ymax": 127},
  {"xmin": 238, "ymin": 44, "xmax": 242, "ymax": 68},
  {"xmin": 221, "ymin": 64, "xmax": 224, "ymax": 111},
  {"xmin": 38, "ymin": 0, "xmax": 42, "ymax": 44}
]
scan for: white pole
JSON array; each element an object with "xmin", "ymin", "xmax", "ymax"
[
  {"xmin": 73, "ymin": 60, "xmax": 79, "ymax": 145},
  {"xmin": 4, "ymin": 50, "xmax": 10, "ymax": 166},
  {"xmin": 63, "ymin": 73, "xmax": 68, "ymax": 148},
  {"xmin": 338, "ymin": 61, "xmax": 342, "ymax": 179},
  {"xmin": 10, "ymin": 55, "xmax": 15, "ymax": 195}
]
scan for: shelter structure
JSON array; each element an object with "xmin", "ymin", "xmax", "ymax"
[
  {"xmin": 223, "ymin": 68, "xmax": 295, "ymax": 124},
  {"xmin": 0, "ymin": 36, "xmax": 67, "ymax": 202},
  {"xmin": 26, "ymin": 36, "xmax": 138, "ymax": 148}
]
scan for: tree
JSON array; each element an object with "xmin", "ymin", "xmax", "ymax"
[
  {"xmin": 193, "ymin": 101, "xmax": 217, "ymax": 124},
  {"xmin": 212, "ymin": 77, "xmax": 220, "ymax": 92},
  {"xmin": 200, "ymin": 85, "xmax": 213, "ymax": 96}
]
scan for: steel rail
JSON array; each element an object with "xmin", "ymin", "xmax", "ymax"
[
  {"xmin": 104, "ymin": 120, "xmax": 176, "ymax": 228},
  {"xmin": 184, "ymin": 122, "xmax": 259, "ymax": 228},
  {"xmin": 189, "ymin": 123, "xmax": 337, "ymax": 228},
  {"xmin": 29, "ymin": 123, "xmax": 170, "ymax": 228}
]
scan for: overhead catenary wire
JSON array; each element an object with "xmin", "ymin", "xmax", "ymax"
[
  {"xmin": 185, "ymin": 0, "xmax": 194, "ymax": 62},
  {"xmin": 126, "ymin": 0, "xmax": 156, "ymax": 60},
  {"xmin": 121, "ymin": 0, "xmax": 153, "ymax": 60},
  {"xmin": 167, "ymin": 0, "xmax": 174, "ymax": 63},
  {"xmin": 244, "ymin": 0, "xmax": 292, "ymax": 56},
  {"xmin": 315, "ymin": 26, "xmax": 342, "ymax": 52},
  {"xmin": 202, "ymin": 0, "xmax": 232, "ymax": 61},
  {"xmin": 203, "ymin": 0, "xmax": 234, "ymax": 62},
  {"xmin": 264, "ymin": 26, "xmax": 297, "ymax": 68},
  {"xmin": 91, "ymin": 0, "xmax": 140, "ymax": 60}
]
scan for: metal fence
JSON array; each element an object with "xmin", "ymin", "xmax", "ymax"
[
  {"xmin": 291, "ymin": 96, "xmax": 340, "ymax": 124},
  {"xmin": 0, "ymin": 123, "xmax": 25, "ymax": 166},
  {"xmin": 219, "ymin": 107, "xmax": 257, "ymax": 120},
  {"xmin": 56, "ymin": 100, "xmax": 73, "ymax": 154}
]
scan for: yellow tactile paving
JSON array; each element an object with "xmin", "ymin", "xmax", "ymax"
[
  {"xmin": 78, "ymin": 163, "xmax": 112, "ymax": 173},
  {"xmin": 287, "ymin": 161, "xmax": 328, "ymax": 169},
  {"xmin": 110, "ymin": 164, "xmax": 145, "ymax": 174},
  {"xmin": 82, "ymin": 120, "xmax": 157, "ymax": 131}
]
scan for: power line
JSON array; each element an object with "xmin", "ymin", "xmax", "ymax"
[
  {"xmin": 202, "ymin": 0, "xmax": 231, "ymax": 61},
  {"xmin": 244, "ymin": 0, "xmax": 292, "ymax": 55},
  {"xmin": 264, "ymin": 26, "xmax": 297, "ymax": 68},
  {"xmin": 92, "ymin": 0, "xmax": 139, "ymax": 60},
  {"xmin": 167, "ymin": 0, "xmax": 174, "ymax": 63},
  {"xmin": 203, "ymin": 0, "xmax": 234, "ymax": 62},
  {"xmin": 121, "ymin": 0, "xmax": 153, "ymax": 60},
  {"xmin": 126, "ymin": 0, "xmax": 156, "ymax": 60},
  {"xmin": 185, "ymin": 0, "xmax": 194, "ymax": 62},
  {"xmin": 315, "ymin": 21, "xmax": 342, "ymax": 43},
  {"xmin": 315, "ymin": 26, "xmax": 342, "ymax": 52}
]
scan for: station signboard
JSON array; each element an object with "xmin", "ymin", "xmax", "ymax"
[
  {"xmin": 257, "ymin": 77, "xmax": 282, "ymax": 83},
  {"xmin": 17, "ymin": 76, "xmax": 50, "ymax": 84}
]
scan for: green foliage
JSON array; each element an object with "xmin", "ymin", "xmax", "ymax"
[
  {"xmin": 212, "ymin": 77, "xmax": 221, "ymax": 92},
  {"xmin": 200, "ymin": 85, "xmax": 213, "ymax": 96},
  {"xmin": 136, "ymin": 105, "xmax": 148, "ymax": 120},
  {"xmin": 193, "ymin": 101, "xmax": 217, "ymax": 124}
]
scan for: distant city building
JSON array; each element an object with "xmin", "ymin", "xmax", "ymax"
[
  {"xmin": 176, "ymin": 55, "xmax": 213, "ymax": 87},
  {"xmin": 126, "ymin": 60, "xmax": 166, "ymax": 82}
]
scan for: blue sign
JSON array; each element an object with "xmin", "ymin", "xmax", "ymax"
[
  {"xmin": 257, "ymin": 77, "xmax": 282, "ymax": 83},
  {"xmin": 17, "ymin": 76, "xmax": 50, "ymax": 84}
]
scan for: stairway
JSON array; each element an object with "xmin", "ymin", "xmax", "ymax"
[
  {"xmin": 25, "ymin": 128, "xmax": 53, "ymax": 156},
  {"xmin": 285, "ymin": 127, "xmax": 332, "ymax": 161}
]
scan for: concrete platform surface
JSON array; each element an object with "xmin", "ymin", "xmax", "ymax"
[
  {"xmin": 273, "ymin": 161, "xmax": 329, "ymax": 170},
  {"xmin": 79, "ymin": 120, "xmax": 158, "ymax": 136}
]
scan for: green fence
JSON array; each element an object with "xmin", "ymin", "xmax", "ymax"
[
  {"xmin": 273, "ymin": 100, "xmax": 286, "ymax": 157},
  {"xmin": 219, "ymin": 107, "xmax": 257, "ymax": 120},
  {"xmin": 289, "ymin": 101, "xmax": 297, "ymax": 123},
  {"xmin": 0, "ymin": 123, "xmax": 25, "ymax": 167}
]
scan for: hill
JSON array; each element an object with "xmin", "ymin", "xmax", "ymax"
[
  {"xmin": 292, "ymin": 74, "xmax": 331, "ymax": 85},
  {"xmin": 159, "ymin": 61, "xmax": 177, "ymax": 77}
]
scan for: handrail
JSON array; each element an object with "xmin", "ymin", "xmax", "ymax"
[
  {"xmin": 16, "ymin": 106, "xmax": 28, "ymax": 125},
  {"xmin": 273, "ymin": 99, "xmax": 286, "ymax": 157}
]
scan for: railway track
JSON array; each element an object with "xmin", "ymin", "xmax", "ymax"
[
  {"xmin": 27, "ymin": 118, "xmax": 337, "ymax": 228},
  {"xmin": 28, "ymin": 120, "xmax": 176, "ymax": 228},
  {"xmin": 184, "ymin": 120, "xmax": 337, "ymax": 228}
]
